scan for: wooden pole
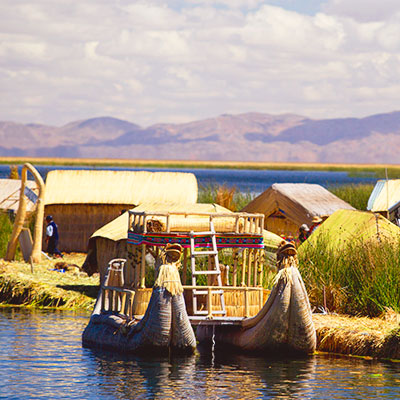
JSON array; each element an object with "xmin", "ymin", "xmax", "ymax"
[
  {"xmin": 244, "ymin": 288, "xmax": 249, "ymax": 317},
  {"xmin": 183, "ymin": 247, "xmax": 188, "ymax": 285},
  {"xmin": 253, "ymin": 249, "xmax": 258, "ymax": 286},
  {"xmin": 140, "ymin": 244, "xmax": 146, "ymax": 288},
  {"xmin": 259, "ymin": 250, "xmax": 265, "ymax": 287},
  {"xmin": 247, "ymin": 249, "xmax": 252, "ymax": 287},
  {"xmin": 386, "ymin": 167, "xmax": 390, "ymax": 219},
  {"xmin": 120, "ymin": 292, "xmax": 126, "ymax": 315},
  {"xmin": 101, "ymin": 288, "xmax": 106, "ymax": 312},
  {"xmin": 207, "ymin": 286, "xmax": 213, "ymax": 319},
  {"xmin": 241, "ymin": 249, "xmax": 247, "ymax": 286},
  {"xmin": 232, "ymin": 249, "xmax": 238, "ymax": 286}
]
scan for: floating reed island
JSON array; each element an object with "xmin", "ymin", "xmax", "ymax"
[
  {"xmin": 0, "ymin": 253, "xmax": 399, "ymax": 360},
  {"xmin": 0, "ymin": 253, "xmax": 98, "ymax": 310},
  {"xmin": 1, "ymin": 174, "xmax": 400, "ymax": 359}
]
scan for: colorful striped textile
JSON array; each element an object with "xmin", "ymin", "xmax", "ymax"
[{"xmin": 127, "ymin": 231, "xmax": 264, "ymax": 249}]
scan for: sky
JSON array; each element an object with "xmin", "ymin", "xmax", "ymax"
[{"xmin": 1, "ymin": 0, "xmax": 400, "ymax": 127}]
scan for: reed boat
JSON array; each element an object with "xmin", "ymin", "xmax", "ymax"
[
  {"xmin": 82, "ymin": 207, "xmax": 316, "ymax": 355},
  {"xmin": 82, "ymin": 252, "xmax": 196, "ymax": 354}
]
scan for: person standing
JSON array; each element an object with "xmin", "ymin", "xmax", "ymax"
[
  {"xmin": 309, "ymin": 216, "xmax": 323, "ymax": 236},
  {"xmin": 298, "ymin": 224, "xmax": 310, "ymax": 243},
  {"xmin": 45, "ymin": 215, "xmax": 63, "ymax": 258}
]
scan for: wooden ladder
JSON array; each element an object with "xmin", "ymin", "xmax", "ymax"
[{"xmin": 190, "ymin": 221, "xmax": 226, "ymax": 317}]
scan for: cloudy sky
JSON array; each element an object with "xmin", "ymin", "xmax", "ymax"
[{"xmin": 1, "ymin": 0, "xmax": 400, "ymax": 127}]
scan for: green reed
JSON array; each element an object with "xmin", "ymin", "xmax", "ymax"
[
  {"xmin": 198, "ymin": 184, "xmax": 255, "ymax": 211},
  {"xmin": 328, "ymin": 183, "xmax": 375, "ymax": 210},
  {"xmin": 0, "ymin": 213, "xmax": 13, "ymax": 259},
  {"xmin": 298, "ymin": 236, "xmax": 400, "ymax": 317}
]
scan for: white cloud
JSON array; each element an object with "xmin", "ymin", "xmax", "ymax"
[
  {"xmin": 0, "ymin": 0, "xmax": 399, "ymax": 126},
  {"xmin": 323, "ymin": 0, "xmax": 400, "ymax": 22}
]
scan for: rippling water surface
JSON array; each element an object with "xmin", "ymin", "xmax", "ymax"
[
  {"xmin": 1, "ymin": 308, "xmax": 399, "ymax": 399},
  {"xmin": 0, "ymin": 165, "xmax": 377, "ymax": 194}
]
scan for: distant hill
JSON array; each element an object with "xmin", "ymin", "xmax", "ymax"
[{"xmin": 1, "ymin": 112, "xmax": 399, "ymax": 163}]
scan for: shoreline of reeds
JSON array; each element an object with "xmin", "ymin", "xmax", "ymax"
[
  {"xmin": 2, "ymin": 156, "xmax": 400, "ymax": 178},
  {"xmin": 313, "ymin": 314, "xmax": 400, "ymax": 361},
  {"xmin": 0, "ymin": 255, "xmax": 98, "ymax": 310}
]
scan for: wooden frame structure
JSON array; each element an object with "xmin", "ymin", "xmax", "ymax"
[{"xmin": 100, "ymin": 210, "xmax": 270, "ymax": 322}]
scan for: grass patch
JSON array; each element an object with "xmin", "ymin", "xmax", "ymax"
[
  {"xmin": 0, "ymin": 213, "xmax": 13, "ymax": 259},
  {"xmin": 0, "ymin": 253, "xmax": 98, "ymax": 310},
  {"xmin": 298, "ymin": 236, "xmax": 400, "ymax": 317},
  {"xmin": 328, "ymin": 183, "xmax": 375, "ymax": 210}
]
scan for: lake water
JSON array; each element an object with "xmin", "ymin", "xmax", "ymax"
[
  {"xmin": 0, "ymin": 165, "xmax": 378, "ymax": 194},
  {"xmin": 1, "ymin": 307, "xmax": 399, "ymax": 400}
]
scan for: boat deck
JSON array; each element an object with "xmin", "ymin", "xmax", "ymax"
[{"xmin": 189, "ymin": 316, "xmax": 244, "ymax": 326}]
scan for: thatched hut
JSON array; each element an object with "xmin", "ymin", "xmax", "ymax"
[
  {"xmin": 367, "ymin": 179, "xmax": 400, "ymax": 223},
  {"xmin": 0, "ymin": 179, "xmax": 38, "ymax": 214},
  {"xmin": 44, "ymin": 170, "xmax": 198, "ymax": 252},
  {"xmin": 242, "ymin": 183, "xmax": 354, "ymax": 238},
  {"xmin": 299, "ymin": 209, "xmax": 400, "ymax": 252}
]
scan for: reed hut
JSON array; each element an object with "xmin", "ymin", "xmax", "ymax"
[
  {"xmin": 44, "ymin": 170, "xmax": 198, "ymax": 252},
  {"xmin": 242, "ymin": 183, "xmax": 354, "ymax": 238},
  {"xmin": 367, "ymin": 179, "xmax": 400, "ymax": 223},
  {"xmin": 299, "ymin": 209, "xmax": 400, "ymax": 252},
  {"xmin": 0, "ymin": 179, "xmax": 38, "ymax": 214}
]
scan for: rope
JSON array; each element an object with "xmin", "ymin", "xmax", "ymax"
[{"xmin": 211, "ymin": 324, "xmax": 216, "ymax": 366}]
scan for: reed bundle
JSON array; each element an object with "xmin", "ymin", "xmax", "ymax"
[
  {"xmin": 154, "ymin": 262, "xmax": 183, "ymax": 296},
  {"xmin": 313, "ymin": 313, "xmax": 400, "ymax": 360}
]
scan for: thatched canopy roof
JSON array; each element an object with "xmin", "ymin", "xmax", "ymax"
[
  {"xmin": 92, "ymin": 201, "xmax": 283, "ymax": 250},
  {"xmin": 92, "ymin": 202, "xmax": 238, "ymax": 241},
  {"xmin": 83, "ymin": 202, "xmax": 283, "ymax": 276},
  {"xmin": 0, "ymin": 178, "xmax": 38, "ymax": 213},
  {"xmin": 299, "ymin": 209, "xmax": 400, "ymax": 252},
  {"xmin": 44, "ymin": 170, "xmax": 198, "ymax": 206},
  {"xmin": 367, "ymin": 179, "xmax": 400, "ymax": 212},
  {"xmin": 242, "ymin": 183, "xmax": 354, "ymax": 227}
]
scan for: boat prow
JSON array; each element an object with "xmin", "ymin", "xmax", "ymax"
[
  {"xmin": 196, "ymin": 245, "xmax": 316, "ymax": 355},
  {"xmin": 82, "ymin": 259, "xmax": 196, "ymax": 355}
]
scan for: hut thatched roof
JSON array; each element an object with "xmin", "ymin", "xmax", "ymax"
[
  {"xmin": 242, "ymin": 183, "xmax": 354, "ymax": 227},
  {"xmin": 0, "ymin": 179, "xmax": 38, "ymax": 213},
  {"xmin": 44, "ymin": 170, "xmax": 198, "ymax": 206},
  {"xmin": 299, "ymin": 209, "xmax": 400, "ymax": 252},
  {"xmin": 367, "ymin": 179, "xmax": 400, "ymax": 212}
]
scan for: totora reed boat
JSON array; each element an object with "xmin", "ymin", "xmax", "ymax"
[{"xmin": 82, "ymin": 207, "xmax": 316, "ymax": 355}]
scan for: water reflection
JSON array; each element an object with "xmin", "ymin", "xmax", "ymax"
[{"xmin": 1, "ymin": 308, "xmax": 400, "ymax": 399}]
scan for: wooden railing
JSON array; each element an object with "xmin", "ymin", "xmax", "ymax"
[
  {"xmin": 101, "ymin": 285, "xmax": 135, "ymax": 317},
  {"xmin": 183, "ymin": 285, "xmax": 264, "ymax": 319},
  {"xmin": 100, "ymin": 284, "xmax": 265, "ymax": 320},
  {"xmin": 128, "ymin": 210, "xmax": 265, "ymax": 235}
]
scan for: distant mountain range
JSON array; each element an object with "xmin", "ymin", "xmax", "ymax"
[{"xmin": 1, "ymin": 111, "xmax": 399, "ymax": 163}]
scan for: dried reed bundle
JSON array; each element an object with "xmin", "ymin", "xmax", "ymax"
[
  {"xmin": 313, "ymin": 314, "xmax": 400, "ymax": 359},
  {"xmin": 154, "ymin": 262, "xmax": 183, "ymax": 296}
]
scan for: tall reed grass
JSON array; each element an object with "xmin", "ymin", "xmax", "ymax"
[
  {"xmin": 198, "ymin": 184, "xmax": 255, "ymax": 211},
  {"xmin": 0, "ymin": 212, "xmax": 13, "ymax": 258},
  {"xmin": 328, "ymin": 183, "xmax": 374, "ymax": 210},
  {"xmin": 298, "ymin": 236, "xmax": 400, "ymax": 317}
]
